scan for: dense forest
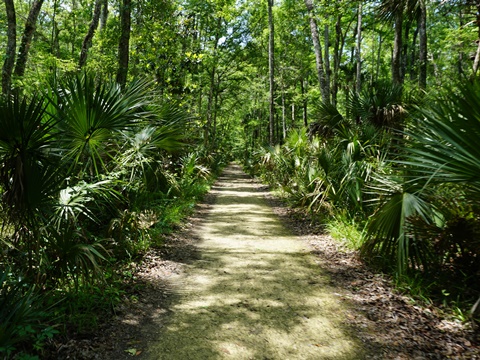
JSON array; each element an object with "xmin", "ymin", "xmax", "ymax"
[{"xmin": 1, "ymin": 0, "xmax": 480, "ymax": 357}]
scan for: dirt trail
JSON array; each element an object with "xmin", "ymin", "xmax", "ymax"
[{"xmin": 145, "ymin": 164, "xmax": 365, "ymax": 359}]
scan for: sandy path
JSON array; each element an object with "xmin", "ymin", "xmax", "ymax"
[{"xmin": 146, "ymin": 164, "xmax": 365, "ymax": 359}]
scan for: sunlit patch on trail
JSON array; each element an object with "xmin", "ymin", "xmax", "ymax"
[{"xmin": 146, "ymin": 164, "xmax": 365, "ymax": 359}]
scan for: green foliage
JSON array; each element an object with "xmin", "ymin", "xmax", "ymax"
[
  {"xmin": 0, "ymin": 64, "xmax": 224, "ymax": 350},
  {"xmin": 362, "ymin": 80, "xmax": 480, "ymax": 276},
  {"xmin": 326, "ymin": 213, "xmax": 365, "ymax": 249},
  {"xmin": 0, "ymin": 94, "xmax": 58, "ymax": 223},
  {"xmin": 346, "ymin": 81, "xmax": 406, "ymax": 128},
  {"xmin": 251, "ymin": 122, "xmax": 388, "ymax": 218},
  {"xmin": 50, "ymin": 73, "xmax": 156, "ymax": 175},
  {"xmin": 0, "ymin": 270, "xmax": 57, "ymax": 358}
]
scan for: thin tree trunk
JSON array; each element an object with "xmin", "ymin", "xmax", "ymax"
[
  {"xmin": 206, "ymin": 17, "xmax": 221, "ymax": 147},
  {"xmin": 332, "ymin": 13, "xmax": 342, "ymax": 105},
  {"xmin": 458, "ymin": 8, "xmax": 464, "ymax": 76},
  {"xmin": 324, "ymin": 24, "xmax": 331, "ymax": 100},
  {"xmin": 376, "ymin": 34, "xmax": 383, "ymax": 83},
  {"xmin": 2, "ymin": 0, "xmax": 16, "ymax": 96},
  {"xmin": 473, "ymin": 41, "xmax": 480, "ymax": 75},
  {"xmin": 304, "ymin": 0, "xmax": 329, "ymax": 104},
  {"xmin": 291, "ymin": 104, "xmax": 295, "ymax": 129},
  {"xmin": 116, "ymin": 0, "xmax": 131, "ymax": 87},
  {"xmin": 99, "ymin": 0, "xmax": 108, "ymax": 31},
  {"xmin": 301, "ymin": 79, "xmax": 307, "ymax": 127},
  {"xmin": 392, "ymin": 3, "xmax": 404, "ymax": 86},
  {"xmin": 281, "ymin": 85, "xmax": 286, "ymax": 140},
  {"xmin": 79, "ymin": 0, "xmax": 103, "ymax": 68},
  {"xmin": 402, "ymin": 20, "xmax": 410, "ymax": 82},
  {"xmin": 50, "ymin": 0, "xmax": 58, "ymax": 57},
  {"xmin": 13, "ymin": 0, "xmax": 45, "ymax": 78},
  {"xmin": 355, "ymin": 1, "xmax": 362, "ymax": 94},
  {"xmin": 268, "ymin": 0, "xmax": 275, "ymax": 145},
  {"xmin": 72, "ymin": 0, "xmax": 77, "ymax": 57},
  {"xmin": 418, "ymin": 0, "xmax": 427, "ymax": 89},
  {"xmin": 409, "ymin": 26, "xmax": 418, "ymax": 81}
]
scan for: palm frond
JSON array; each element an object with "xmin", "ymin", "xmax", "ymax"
[
  {"xmin": 50, "ymin": 73, "xmax": 156, "ymax": 175},
  {"xmin": 401, "ymin": 80, "xmax": 480, "ymax": 194},
  {"xmin": 0, "ymin": 94, "xmax": 60, "ymax": 221}
]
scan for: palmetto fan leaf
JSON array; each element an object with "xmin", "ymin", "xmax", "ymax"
[
  {"xmin": 346, "ymin": 81, "xmax": 405, "ymax": 128},
  {"xmin": 53, "ymin": 180, "xmax": 121, "ymax": 230},
  {"xmin": 51, "ymin": 73, "xmax": 155, "ymax": 175},
  {"xmin": 0, "ymin": 94, "xmax": 60, "ymax": 221},
  {"xmin": 362, "ymin": 80, "xmax": 480, "ymax": 274},
  {"xmin": 362, "ymin": 175, "xmax": 434, "ymax": 273},
  {"xmin": 402, "ymin": 81, "xmax": 480, "ymax": 193}
]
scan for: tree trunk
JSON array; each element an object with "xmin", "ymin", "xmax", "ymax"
[
  {"xmin": 100, "ymin": 0, "xmax": 108, "ymax": 31},
  {"xmin": 206, "ymin": 17, "xmax": 221, "ymax": 147},
  {"xmin": 458, "ymin": 8, "xmax": 464, "ymax": 76},
  {"xmin": 2, "ymin": 0, "xmax": 16, "ymax": 96},
  {"xmin": 473, "ymin": 41, "xmax": 480, "ymax": 76},
  {"xmin": 281, "ymin": 84, "xmax": 286, "ymax": 140},
  {"xmin": 268, "ymin": 0, "xmax": 275, "ymax": 145},
  {"xmin": 79, "ymin": 0, "xmax": 103, "ymax": 68},
  {"xmin": 300, "ymin": 79, "xmax": 307, "ymax": 128},
  {"xmin": 332, "ymin": 13, "xmax": 342, "ymax": 105},
  {"xmin": 355, "ymin": 1, "xmax": 362, "ymax": 94},
  {"xmin": 13, "ymin": 0, "xmax": 45, "ymax": 78},
  {"xmin": 409, "ymin": 25, "xmax": 418, "ymax": 81},
  {"xmin": 116, "ymin": 0, "xmax": 131, "ymax": 87},
  {"xmin": 401, "ymin": 20, "xmax": 410, "ymax": 82},
  {"xmin": 418, "ymin": 0, "xmax": 427, "ymax": 89},
  {"xmin": 324, "ymin": 24, "xmax": 331, "ymax": 100},
  {"xmin": 376, "ymin": 34, "xmax": 384, "ymax": 83},
  {"xmin": 304, "ymin": 0, "xmax": 329, "ymax": 104},
  {"xmin": 392, "ymin": 3, "xmax": 404, "ymax": 86}
]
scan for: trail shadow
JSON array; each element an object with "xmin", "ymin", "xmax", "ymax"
[{"xmin": 143, "ymin": 165, "xmax": 368, "ymax": 359}]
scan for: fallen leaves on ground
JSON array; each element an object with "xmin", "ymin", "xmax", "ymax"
[{"xmin": 265, "ymin": 193, "xmax": 480, "ymax": 359}]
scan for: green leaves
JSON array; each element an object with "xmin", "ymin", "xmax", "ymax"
[
  {"xmin": 402, "ymin": 81, "xmax": 480, "ymax": 193},
  {"xmin": 0, "ymin": 94, "xmax": 59, "ymax": 221},
  {"xmin": 363, "ymin": 80, "xmax": 480, "ymax": 274},
  {"xmin": 51, "ymin": 73, "xmax": 155, "ymax": 175},
  {"xmin": 362, "ymin": 178, "xmax": 434, "ymax": 273}
]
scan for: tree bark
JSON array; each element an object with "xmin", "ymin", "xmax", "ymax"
[
  {"xmin": 13, "ymin": 0, "xmax": 45, "ymax": 78},
  {"xmin": 2, "ymin": 0, "xmax": 16, "ymax": 96},
  {"xmin": 332, "ymin": 13, "xmax": 342, "ymax": 105},
  {"xmin": 205, "ymin": 17, "xmax": 222, "ymax": 147},
  {"xmin": 324, "ymin": 24, "xmax": 331, "ymax": 100},
  {"xmin": 79, "ymin": 0, "xmax": 103, "ymax": 68},
  {"xmin": 304, "ymin": 0, "xmax": 329, "ymax": 104},
  {"xmin": 473, "ymin": 41, "xmax": 480, "ymax": 76},
  {"xmin": 300, "ymin": 79, "xmax": 307, "ymax": 127},
  {"xmin": 99, "ymin": 0, "xmax": 108, "ymax": 31},
  {"xmin": 392, "ymin": 2, "xmax": 404, "ymax": 86},
  {"xmin": 116, "ymin": 0, "xmax": 131, "ymax": 87},
  {"xmin": 268, "ymin": 0, "xmax": 275, "ymax": 145},
  {"xmin": 355, "ymin": 1, "xmax": 362, "ymax": 94},
  {"xmin": 418, "ymin": 0, "xmax": 427, "ymax": 89}
]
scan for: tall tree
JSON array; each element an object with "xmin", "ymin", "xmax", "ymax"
[
  {"xmin": 355, "ymin": 1, "xmax": 363, "ymax": 93},
  {"xmin": 392, "ymin": 0, "xmax": 405, "ymax": 86},
  {"xmin": 2, "ymin": 0, "xmax": 16, "ymax": 96},
  {"xmin": 418, "ymin": 0, "xmax": 427, "ymax": 89},
  {"xmin": 79, "ymin": 0, "xmax": 103, "ymax": 68},
  {"xmin": 304, "ymin": 0, "xmax": 329, "ymax": 103},
  {"xmin": 13, "ymin": 0, "xmax": 45, "ymax": 78},
  {"xmin": 117, "ymin": 0, "xmax": 131, "ymax": 87},
  {"xmin": 99, "ymin": 0, "xmax": 108, "ymax": 31},
  {"xmin": 268, "ymin": 0, "xmax": 275, "ymax": 145}
]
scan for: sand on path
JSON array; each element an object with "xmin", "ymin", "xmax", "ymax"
[{"xmin": 146, "ymin": 164, "xmax": 365, "ymax": 359}]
